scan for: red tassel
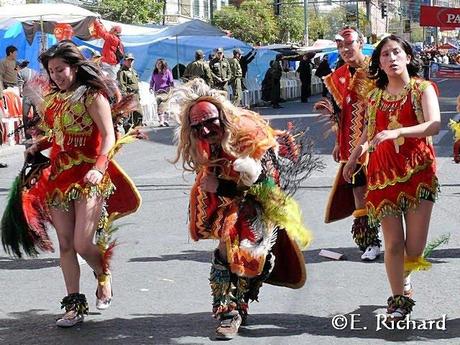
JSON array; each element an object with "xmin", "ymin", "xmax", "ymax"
[
  {"xmin": 101, "ymin": 241, "xmax": 117, "ymax": 273},
  {"xmin": 454, "ymin": 140, "xmax": 460, "ymax": 163},
  {"xmin": 22, "ymin": 189, "xmax": 53, "ymax": 252}
]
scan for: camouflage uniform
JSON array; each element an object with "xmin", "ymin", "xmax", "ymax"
[
  {"xmin": 117, "ymin": 64, "xmax": 143, "ymax": 131},
  {"xmin": 183, "ymin": 59, "xmax": 213, "ymax": 86},
  {"xmin": 229, "ymin": 57, "xmax": 243, "ymax": 106},
  {"xmin": 210, "ymin": 57, "xmax": 232, "ymax": 91}
]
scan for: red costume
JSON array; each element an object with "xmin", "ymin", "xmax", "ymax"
[
  {"xmin": 365, "ymin": 78, "xmax": 439, "ymax": 224},
  {"xmin": 37, "ymin": 89, "xmax": 140, "ymax": 218},
  {"xmin": 1, "ymin": 88, "xmax": 141, "ymax": 258},
  {"xmin": 323, "ymin": 57, "xmax": 376, "ymax": 222}
]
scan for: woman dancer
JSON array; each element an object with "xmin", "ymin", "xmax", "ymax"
[
  {"xmin": 343, "ymin": 35, "xmax": 440, "ymax": 321},
  {"xmin": 23, "ymin": 41, "xmax": 141, "ymax": 327}
]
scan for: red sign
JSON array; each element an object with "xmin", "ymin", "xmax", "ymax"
[{"xmin": 420, "ymin": 5, "xmax": 460, "ymax": 28}]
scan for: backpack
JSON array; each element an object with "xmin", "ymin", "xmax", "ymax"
[{"xmin": 115, "ymin": 41, "xmax": 124, "ymax": 64}]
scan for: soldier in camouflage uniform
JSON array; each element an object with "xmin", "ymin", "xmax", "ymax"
[
  {"xmin": 228, "ymin": 48, "xmax": 243, "ymax": 106},
  {"xmin": 117, "ymin": 53, "xmax": 143, "ymax": 132},
  {"xmin": 182, "ymin": 49, "xmax": 213, "ymax": 86},
  {"xmin": 209, "ymin": 47, "xmax": 232, "ymax": 91}
]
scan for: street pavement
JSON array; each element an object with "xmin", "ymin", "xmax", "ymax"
[{"xmin": 0, "ymin": 78, "xmax": 459, "ymax": 345}]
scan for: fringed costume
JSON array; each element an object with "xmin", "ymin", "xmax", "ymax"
[
  {"xmin": 322, "ymin": 57, "xmax": 381, "ymax": 251},
  {"xmin": 173, "ymin": 80, "xmax": 322, "ymax": 337},
  {"xmin": 448, "ymin": 94, "xmax": 460, "ymax": 163},
  {"xmin": 190, "ymin": 112, "xmax": 316, "ymax": 317},
  {"xmin": 365, "ymin": 78, "xmax": 439, "ymax": 226},
  {"xmin": 1, "ymin": 86, "xmax": 142, "ymax": 318}
]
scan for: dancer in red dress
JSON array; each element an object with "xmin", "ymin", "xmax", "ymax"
[
  {"xmin": 2, "ymin": 41, "xmax": 141, "ymax": 327},
  {"xmin": 344, "ymin": 35, "xmax": 440, "ymax": 321}
]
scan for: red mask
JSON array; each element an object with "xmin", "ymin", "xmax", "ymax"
[{"xmin": 189, "ymin": 101, "xmax": 220, "ymax": 126}]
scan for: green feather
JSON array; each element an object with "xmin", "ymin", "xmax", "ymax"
[
  {"xmin": 1, "ymin": 177, "xmax": 38, "ymax": 257},
  {"xmin": 423, "ymin": 233, "xmax": 451, "ymax": 258}
]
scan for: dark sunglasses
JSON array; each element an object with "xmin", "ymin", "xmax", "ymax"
[{"xmin": 191, "ymin": 118, "xmax": 221, "ymax": 132}]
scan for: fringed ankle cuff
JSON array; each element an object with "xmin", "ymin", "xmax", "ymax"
[{"xmin": 60, "ymin": 293, "xmax": 89, "ymax": 315}]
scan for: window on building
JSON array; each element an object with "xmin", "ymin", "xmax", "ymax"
[
  {"xmin": 204, "ymin": 0, "xmax": 209, "ymax": 19},
  {"xmin": 193, "ymin": 0, "xmax": 200, "ymax": 17}
]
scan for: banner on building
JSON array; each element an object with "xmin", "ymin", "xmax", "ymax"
[{"xmin": 420, "ymin": 6, "xmax": 460, "ymax": 28}]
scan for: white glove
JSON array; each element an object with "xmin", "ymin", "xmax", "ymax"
[{"xmin": 233, "ymin": 156, "xmax": 262, "ymax": 186}]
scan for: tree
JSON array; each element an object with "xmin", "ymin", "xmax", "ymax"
[
  {"xmin": 278, "ymin": 0, "xmax": 304, "ymax": 43},
  {"xmin": 213, "ymin": 0, "xmax": 279, "ymax": 44},
  {"xmin": 88, "ymin": 0, "xmax": 163, "ymax": 25}
]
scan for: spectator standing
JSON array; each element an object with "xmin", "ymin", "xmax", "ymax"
[
  {"xmin": 209, "ymin": 47, "xmax": 232, "ymax": 91},
  {"xmin": 17, "ymin": 60, "xmax": 36, "ymax": 140},
  {"xmin": 297, "ymin": 54, "xmax": 312, "ymax": 103},
  {"xmin": 150, "ymin": 58, "xmax": 174, "ymax": 127},
  {"xmin": 93, "ymin": 19, "xmax": 124, "ymax": 80},
  {"xmin": 117, "ymin": 53, "xmax": 143, "ymax": 132},
  {"xmin": 0, "ymin": 45, "xmax": 19, "ymax": 89},
  {"xmin": 315, "ymin": 55, "xmax": 332, "ymax": 97},
  {"xmin": 182, "ymin": 50, "xmax": 213, "ymax": 86},
  {"xmin": 239, "ymin": 48, "xmax": 257, "ymax": 90},
  {"xmin": 270, "ymin": 55, "xmax": 283, "ymax": 108},
  {"xmin": 228, "ymin": 49, "xmax": 243, "ymax": 106}
]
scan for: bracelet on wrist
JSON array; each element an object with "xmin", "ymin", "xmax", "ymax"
[{"xmin": 94, "ymin": 154, "xmax": 109, "ymax": 174}]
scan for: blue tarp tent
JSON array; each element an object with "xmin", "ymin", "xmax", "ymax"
[
  {"xmin": 0, "ymin": 4, "xmax": 279, "ymax": 86},
  {"xmin": 74, "ymin": 19, "xmax": 253, "ymax": 82}
]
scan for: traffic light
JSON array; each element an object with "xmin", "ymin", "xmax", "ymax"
[{"xmin": 381, "ymin": 4, "xmax": 387, "ymax": 18}]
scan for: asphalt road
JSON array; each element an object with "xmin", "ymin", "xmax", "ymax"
[{"xmin": 0, "ymin": 78, "xmax": 459, "ymax": 345}]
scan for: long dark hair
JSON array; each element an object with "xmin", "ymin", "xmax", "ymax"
[
  {"xmin": 369, "ymin": 35, "xmax": 421, "ymax": 89},
  {"xmin": 39, "ymin": 40, "xmax": 111, "ymax": 94},
  {"xmin": 153, "ymin": 58, "xmax": 168, "ymax": 75}
]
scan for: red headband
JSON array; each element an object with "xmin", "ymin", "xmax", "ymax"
[
  {"xmin": 189, "ymin": 101, "xmax": 219, "ymax": 126},
  {"xmin": 336, "ymin": 29, "xmax": 359, "ymax": 43}
]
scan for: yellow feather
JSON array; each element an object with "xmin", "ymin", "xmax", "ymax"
[
  {"xmin": 448, "ymin": 119, "xmax": 460, "ymax": 140},
  {"xmin": 404, "ymin": 256, "xmax": 432, "ymax": 273}
]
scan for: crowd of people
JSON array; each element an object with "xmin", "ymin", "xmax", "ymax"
[{"xmin": 0, "ymin": 18, "xmax": 458, "ymax": 341}]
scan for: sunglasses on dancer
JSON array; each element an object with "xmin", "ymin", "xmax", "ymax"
[{"xmin": 191, "ymin": 118, "xmax": 222, "ymax": 137}]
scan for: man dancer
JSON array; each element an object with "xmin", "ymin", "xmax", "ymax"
[
  {"xmin": 172, "ymin": 79, "xmax": 319, "ymax": 339},
  {"xmin": 317, "ymin": 27, "xmax": 381, "ymax": 260}
]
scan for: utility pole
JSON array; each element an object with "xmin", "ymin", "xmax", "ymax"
[
  {"xmin": 366, "ymin": 0, "xmax": 371, "ymax": 41},
  {"xmin": 303, "ymin": 0, "xmax": 308, "ymax": 46},
  {"xmin": 210, "ymin": 0, "xmax": 214, "ymax": 24},
  {"xmin": 162, "ymin": 0, "xmax": 167, "ymax": 25}
]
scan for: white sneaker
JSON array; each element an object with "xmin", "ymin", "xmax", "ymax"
[
  {"xmin": 56, "ymin": 310, "xmax": 84, "ymax": 328},
  {"xmin": 361, "ymin": 245, "xmax": 381, "ymax": 261}
]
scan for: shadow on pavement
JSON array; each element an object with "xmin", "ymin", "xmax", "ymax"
[
  {"xmin": 0, "ymin": 256, "xmax": 59, "ymax": 270},
  {"xmin": 128, "ymin": 247, "xmax": 460, "ymax": 267},
  {"xmin": 1, "ymin": 307, "xmax": 459, "ymax": 345},
  {"xmin": 129, "ymin": 250, "xmax": 211, "ymax": 265}
]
